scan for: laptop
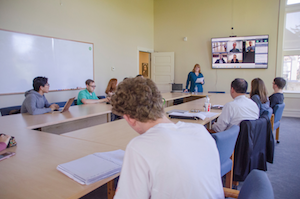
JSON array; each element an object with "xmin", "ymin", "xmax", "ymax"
[
  {"xmin": 57, "ymin": 97, "xmax": 75, "ymax": 113},
  {"xmin": 171, "ymin": 83, "xmax": 183, "ymax": 93}
]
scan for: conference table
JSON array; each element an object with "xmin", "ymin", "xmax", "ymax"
[{"xmin": 0, "ymin": 92, "xmax": 232, "ymax": 199}]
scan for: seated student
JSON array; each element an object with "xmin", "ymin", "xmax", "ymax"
[
  {"xmin": 21, "ymin": 76, "xmax": 59, "ymax": 115},
  {"xmin": 250, "ymin": 78, "xmax": 270, "ymax": 116},
  {"xmin": 269, "ymin": 77, "xmax": 286, "ymax": 110},
  {"xmin": 211, "ymin": 78, "xmax": 259, "ymax": 133},
  {"xmin": 111, "ymin": 77, "xmax": 224, "ymax": 199},
  {"xmin": 105, "ymin": 78, "xmax": 117, "ymax": 98},
  {"xmin": 0, "ymin": 134, "xmax": 10, "ymax": 152},
  {"xmin": 77, "ymin": 79, "xmax": 108, "ymax": 105}
]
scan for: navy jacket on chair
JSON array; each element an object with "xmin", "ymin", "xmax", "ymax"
[{"xmin": 233, "ymin": 113, "xmax": 275, "ymax": 181}]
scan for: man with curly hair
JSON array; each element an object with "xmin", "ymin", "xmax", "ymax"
[{"xmin": 111, "ymin": 77, "xmax": 223, "ymax": 199}]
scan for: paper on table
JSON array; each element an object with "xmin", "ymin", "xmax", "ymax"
[
  {"xmin": 199, "ymin": 112, "xmax": 219, "ymax": 118},
  {"xmin": 195, "ymin": 77, "xmax": 204, "ymax": 83},
  {"xmin": 169, "ymin": 111, "xmax": 206, "ymax": 120},
  {"xmin": 57, "ymin": 149, "xmax": 125, "ymax": 185}
]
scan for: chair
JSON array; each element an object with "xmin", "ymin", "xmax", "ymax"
[
  {"xmin": 224, "ymin": 169, "xmax": 274, "ymax": 199},
  {"xmin": 208, "ymin": 91, "xmax": 225, "ymax": 93},
  {"xmin": 261, "ymin": 107, "xmax": 273, "ymax": 120},
  {"xmin": 234, "ymin": 113, "xmax": 274, "ymax": 182},
  {"xmin": 270, "ymin": 103, "xmax": 285, "ymax": 143},
  {"xmin": 0, "ymin": 105, "xmax": 21, "ymax": 116},
  {"xmin": 211, "ymin": 125, "xmax": 239, "ymax": 188}
]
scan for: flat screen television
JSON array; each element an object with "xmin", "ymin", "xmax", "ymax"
[{"xmin": 211, "ymin": 35, "xmax": 269, "ymax": 69}]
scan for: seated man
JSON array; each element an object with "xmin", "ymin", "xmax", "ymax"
[
  {"xmin": 269, "ymin": 77, "xmax": 286, "ymax": 110},
  {"xmin": 21, "ymin": 76, "xmax": 59, "ymax": 115},
  {"xmin": 77, "ymin": 79, "xmax": 107, "ymax": 105},
  {"xmin": 215, "ymin": 54, "xmax": 226, "ymax": 64},
  {"xmin": 246, "ymin": 41, "xmax": 255, "ymax": 52},
  {"xmin": 211, "ymin": 78, "xmax": 259, "ymax": 133},
  {"xmin": 111, "ymin": 77, "xmax": 224, "ymax": 199}
]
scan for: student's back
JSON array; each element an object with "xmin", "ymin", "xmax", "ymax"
[{"xmin": 116, "ymin": 122, "xmax": 224, "ymax": 199}]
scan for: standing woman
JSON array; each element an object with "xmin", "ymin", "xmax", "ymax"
[
  {"xmin": 184, "ymin": 64, "xmax": 204, "ymax": 92},
  {"xmin": 105, "ymin": 78, "xmax": 118, "ymax": 98},
  {"xmin": 250, "ymin": 78, "xmax": 271, "ymax": 117}
]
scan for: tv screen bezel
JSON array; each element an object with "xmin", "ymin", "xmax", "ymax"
[{"xmin": 211, "ymin": 35, "xmax": 269, "ymax": 69}]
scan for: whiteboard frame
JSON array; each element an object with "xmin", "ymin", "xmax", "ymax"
[{"xmin": 0, "ymin": 28, "xmax": 94, "ymax": 96}]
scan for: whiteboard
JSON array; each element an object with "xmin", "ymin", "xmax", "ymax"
[{"xmin": 0, "ymin": 29, "xmax": 94, "ymax": 95}]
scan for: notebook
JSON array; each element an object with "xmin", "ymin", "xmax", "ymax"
[{"xmin": 57, "ymin": 149, "xmax": 125, "ymax": 185}]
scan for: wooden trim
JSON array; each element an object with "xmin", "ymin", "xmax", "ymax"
[{"xmin": 223, "ymin": 187, "xmax": 239, "ymax": 198}]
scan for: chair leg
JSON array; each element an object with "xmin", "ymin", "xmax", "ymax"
[
  {"xmin": 276, "ymin": 127, "xmax": 280, "ymax": 143},
  {"xmin": 225, "ymin": 170, "xmax": 233, "ymax": 189},
  {"xmin": 225, "ymin": 153, "xmax": 234, "ymax": 189}
]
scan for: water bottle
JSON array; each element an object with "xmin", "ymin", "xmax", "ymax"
[
  {"xmin": 194, "ymin": 85, "xmax": 198, "ymax": 94},
  {"xmin": 205, "ymin": 95, "xmax": 211, "ymax": 112}
]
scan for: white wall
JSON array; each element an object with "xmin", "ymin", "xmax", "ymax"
[
  {"xmin": 154, "ymin": 0, "xmax": 300, "ymax": 117},
  {"xmin": 0, "ymin": 0, "xmax": 154, "ymax": 108}
]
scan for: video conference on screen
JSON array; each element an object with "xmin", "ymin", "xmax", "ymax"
[{"xmin": 211, "ymin": 35, "xmax": 269, "ymax": 69}]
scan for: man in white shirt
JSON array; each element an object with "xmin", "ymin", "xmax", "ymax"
[
  {"xmin": 111, "ymin": 77, "xmax": 224, "ymax": 199},
  {"xmin": 211, "ymin": 78, "xmax": 259, "ymax": 133}
]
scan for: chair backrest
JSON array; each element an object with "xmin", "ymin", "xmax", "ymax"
[
  {"xmin": 273, "ymin": 103, "xmax": 285, "ymax": 123},
  {"xmin": 238, "ymin": 169, "xmax": 274, "ymax": 199},
  {"xmin": 261, "ymin": 107, "xmax": 273, "ymax": 120},
  {"xmin": 98, "ymin": 95, "xmax": 106, "ymax": 99},
  {"xmin": 212, "ymin": 125, "xmax": 239, "ymax": 176},
  {"xmin": 0, "ymin": 106, "xmax": 21, "ymax": 116}
]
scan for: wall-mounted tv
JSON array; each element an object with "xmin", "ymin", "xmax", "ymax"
[{"xmin": 211, "ymin": 35, "xmax": 269, "ymax": 69}]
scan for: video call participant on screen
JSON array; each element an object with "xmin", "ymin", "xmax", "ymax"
[
  {"xmin": 21, "ymin": 77, "xmax": 59, "ymax": 115},
  {"xmin": 246, "ymin": 41, "xmax": 255, "ymax": 52},
  {"xmin": 229, "ymin": 42, "xmax": 240, "ymax": 53},
  {"xmin": 210, "ymin": 78, "xmax": 259, "ymax": 133},
  {"xmin": 215, "ymin": 54, "xmax": 226, "ymax": 64},
  {"xmin": 231, "ymin": 54, "xmax": 239, "ymax": 63},
  {"xmin": 269, "ymin": 77, "xmax": 286, "ymax": 110},
  {"xmin": 77, "ymin": 79, "xmax": 108, "ymax": 105},
  {"xmin": 111, "ymin": 77, "xmax": 224, "ymax": 199}
]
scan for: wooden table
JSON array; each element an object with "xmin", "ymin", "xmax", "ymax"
[
  {"xmin": 0, "ymin": 92, "xmax": 230, "ymax": 199},
  {"xmin": 0, "ymin": 129, "xmax": 120, "ymax": 199}
]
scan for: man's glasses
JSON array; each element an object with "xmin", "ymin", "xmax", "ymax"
[{"xmin": 90, "ymin": 85, "xmax": 96, "ymax": 88}]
